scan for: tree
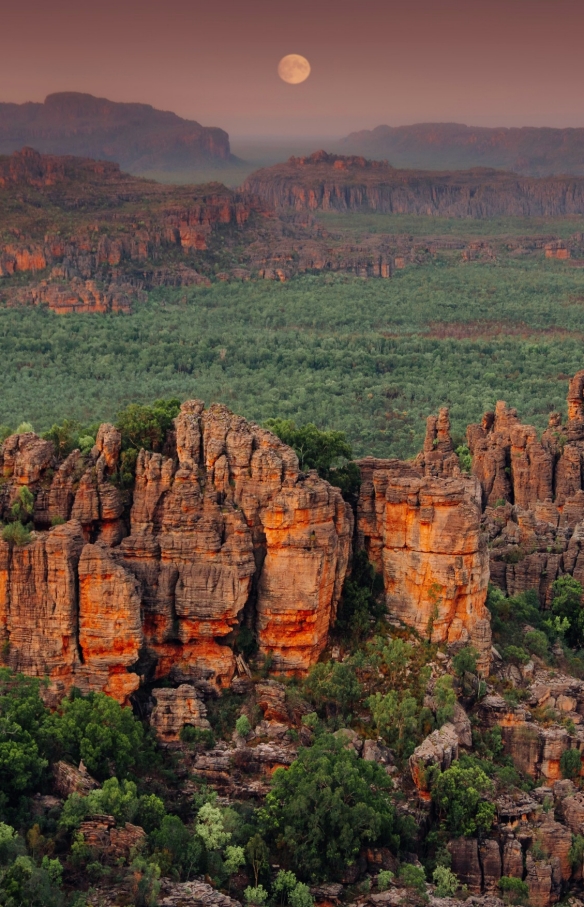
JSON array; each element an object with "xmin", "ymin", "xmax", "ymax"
[
  {"xmin": 302, "ymin": 661, "xmax": 362, "ymax": 720},
  {"xmin": 264, "ymin": 419, "xmax": 359, "ymax": 495},
  {"xmin": 245, "ymin": 834, "xmax": 269, "ymax": 888},
  {"xmin": 434, "ymin": 675, "xmax": 456, "ymax": 727},
  {"xmin": 0, "ymin": 671, "xmax": 49, "ymax": 806},
  {"xmin": 149, "ymin": 814, "xmax": 203, "ymax": 880},
  {"xmin": 264, "ymin": 734, "xmax": 399, "ymax": 882},
  {"xmin": 116, "ymin": 398, "xmax": 181, "ymax": 452},
  {"xmin": 433, "ymin": 865, "xmax": 458, "ymax": 897},
  {"xmin": 431, "ymin": 762, "xmax": 495, "ymax": 837},
  {"xmin": 367, "ymin": 690, "xmax": 421, "ymax": 758},
  {"xmin": 42, "ymin": 690, "xmax": 149, "ymax": 781},
  {"xmin": 560, "ymin": 748, "xmax": 582, "ymax": 780},
  {"xmin": 551, "ymin": 576, "xmax": 584, "ymax": 648},
  {"xmin": 196, "ymin": 802, "xmax": 231, "ymax": 851},
  {"xmin": 334, "ymin": 551, "xmax": 385, "ymax": 642}
]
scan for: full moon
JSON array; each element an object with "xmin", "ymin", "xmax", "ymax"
[{"xmin": 278, "ymin": 54, "xmax": 311, "ymax": 84}]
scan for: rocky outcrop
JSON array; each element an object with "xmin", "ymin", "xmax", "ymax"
[
  {"xmin": 150, "ymin": 685, "xmax": 210, "ymax": 743},
  {"xmin": 244, "ymin": 151, "xmax": 584, "ymax": 217},
  {"xmin": 357, "ymin": 452, "xmax": 491, "ymax": 669},
  {"xmin": 0, "ymin": 402, "xmax": 352, "ymax": 701},
  {"xmin": 409, "ymin": 723, "xmax": 459, "ymax": 795},
  {"xmin": 468, "ymin": 372, "xmax": 584, "ymax": 603},
  {"xmin": 0, "ymin": 93, "xmax": 232, "ymax": 170}
]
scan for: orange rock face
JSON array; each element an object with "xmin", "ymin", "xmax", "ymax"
[
  {"xmin": 357, "ymin": 455, "xmax": 492, "ymax": 669},
  {"xmin": 0, "ymin": 402, "xmax": 352, "ymax": 700}
]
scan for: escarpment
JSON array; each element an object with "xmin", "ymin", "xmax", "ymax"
[
  {"xmin": 244, "ymin": 150, "xmax": 584, "ymax": 217},
  {"xmin": 0, "ymin": 403, "xmax": 353, "ymax": 702},
  {"xmin": 466, "ymin": 371, "xmax": 584, "ymax": 603}
]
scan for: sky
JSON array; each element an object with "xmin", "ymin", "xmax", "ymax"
[{"xmin": 1, "ymin": 0, "xmax": 584, "ymax": 138}]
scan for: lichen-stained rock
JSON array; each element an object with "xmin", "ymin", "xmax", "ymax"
[
  {"xmin": 357, "ymin": 457, "xmax": 491, "ymax": 669},
  {"xmin": 150, "ymin": 684, "xmax": 210, "ymax": 742},
  {"xmin": 76, "ymin": 543, "xmax": 142, "ymax": 702}
]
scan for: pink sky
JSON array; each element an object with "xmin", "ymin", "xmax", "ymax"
[{"xmin": 2, "ymin": 0, "xmax": 582, "ymax": 136}]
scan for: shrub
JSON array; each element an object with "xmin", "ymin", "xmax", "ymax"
[
  {"xmin": 433, "ymin": 865, "xmax": 458, "ymax": 897},
  {"xmin": 244, "ymin": 886, "xmax": 269, "ymax": 906},
  {"xmin": 560, "ymin": 748, "xmax": 582, "ymax": 780},
  {"xmin": 455, "ymin": 444, "xmax": 472, "ymax": 473},
  {"xmin": 569, "ymin": 833, "xmax": 584, "ymax": 868},
  {"xmin": 2, "ymin": 521, "xmax": 32, "ymax": 546},
  {"xmin": 289, "ymin": 883, "xmax": 315, "ymax": 907},
  {"xmin": 524, "ymin": 629, "xmax": 549, "ymax": 659},
  {"xmin": 377, "ymin": 869, "xmax": 394, "ymax": 891},
  {"xmin": 398, "ymin": 863, "xmax": 426, "ymax": 894},
  {"xmin": 179, "ymin": 725, "xmax": 216, "ymax": 749},
  {"xmin": 498, "ymin": 876, "xmax": 529, "ymax": 905},
  {"xmin": 452, "ymin": 646, "xmax": 479, "ymax": 678},
  {"xmin": 504, "ymin": 646, "xmax": 530, "ymax": 665},
  {"xmin": 236, "ymin": 714, "xmax": 251, "ymax": 738},
  {"xmin": 431, "ymin": 762, "xmax": 495, "ymax": 837}
]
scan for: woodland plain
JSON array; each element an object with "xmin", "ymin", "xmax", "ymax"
[{"xmin": 3, "ymin": 212, "xmax": 584, "ymax": 457}]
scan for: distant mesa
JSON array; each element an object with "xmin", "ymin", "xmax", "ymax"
[
  {"xmin": 340, "ymin": 122, "xmax": 584, "ymax": 177},
  {"xmin": 243, "ymin": 149, "xmax": 584, "ymax": 217},
  {"xmin": 0, "ymin": 92, "xmax": 234, "ymax": 172}
]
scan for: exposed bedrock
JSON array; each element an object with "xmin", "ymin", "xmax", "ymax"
[{"xmin": 0, "ymin": 402, "xmax": 353, "ymax": 700}]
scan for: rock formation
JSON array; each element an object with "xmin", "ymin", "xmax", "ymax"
[
  {"xmin": 467, "ymin": 371, "xmax": 584, "ymax": 603},
  {"xmin": 0, "ymin": 92, "xmax": 232, "ymax": 171},
  {"xmin": 0, "ymin": 403, "xmax": 352, "ymax": 701},
  {"xmin": 357, "ymin": 431, "xmax": 492, "ymax": 669},
  {"xmin": 244, "ymin": 150, "xmax": 584, "ymax": 217}
]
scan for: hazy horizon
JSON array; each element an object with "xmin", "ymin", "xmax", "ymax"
[{"xmin": 2, "ymin": 0, "xmax": 583, "ymax": 138}]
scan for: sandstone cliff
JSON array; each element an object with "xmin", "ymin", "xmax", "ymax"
[
  {"xmin": 466, "ymin": 371, "xmax": 584, "ymax": 603},
  {"xmin": 243, "ymin": 150, "xmax": 584, "ymax": 217},
  {"xmin": 0, "ymin": 403, "xmax": 352, "ymax": 701},
  {"xmin": 357, "ymin": 448, "xmax": 492, "ymax": 669},
  {"xmin": 0, "ymin": 92, "xmax": 232, "ymax": 171}
]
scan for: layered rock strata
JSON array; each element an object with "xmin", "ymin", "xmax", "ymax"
[
  {"xmin": 244, "ymin": 151, "xmax": 584, "ymax": 216},
  {"xmin": 0, "ymin": 402, "xmax": 352, "ymax": 701}
]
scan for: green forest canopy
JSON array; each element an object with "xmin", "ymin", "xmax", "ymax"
[{"xmin": 2, "ymin": 253, "xmax": 584, "ymax": 459}]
